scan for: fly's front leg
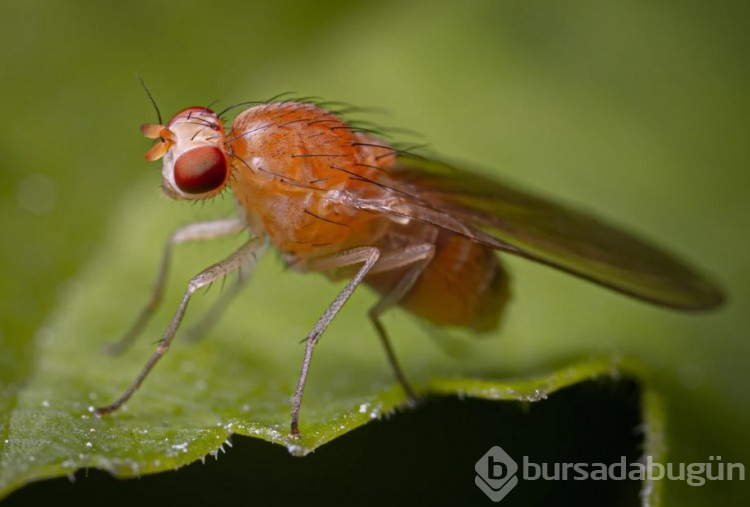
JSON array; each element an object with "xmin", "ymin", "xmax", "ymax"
[
  {"xmin": 290, "ymin": 246, "xmax": 381, "ymax": 437},
  {"xmin": 183, "ymin": 239, "xmax": 264, "ymax": 343},
  {"xmin": 95, "ymin": 236, "xmax": 265, "ymax": 416},
  {"xmin": 103, "ymin": 218, "xmax": 246, "ymax": 354}
]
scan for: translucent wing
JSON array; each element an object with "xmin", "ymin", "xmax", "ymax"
[{"xmin": 351, "ymin": 153, "xmax": 723, "ymax": 310}]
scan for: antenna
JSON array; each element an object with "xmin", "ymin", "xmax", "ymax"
[{"xmin": 136, "ymin": 74, "xmax": 163, "ymax": 125}]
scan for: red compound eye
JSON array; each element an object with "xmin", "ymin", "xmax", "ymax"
[{"xmin": 174, "ymin": 146, "xmax": 228, "ymax": 194}]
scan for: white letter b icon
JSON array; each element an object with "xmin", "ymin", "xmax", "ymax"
[{"xmin": 475, "ymin": 446, "xmax": 519, "ymax": 502}]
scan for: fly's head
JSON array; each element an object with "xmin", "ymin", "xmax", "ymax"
[{"xmin": 141, "ymin": 107, "xmax": 230, "ymax": 199}]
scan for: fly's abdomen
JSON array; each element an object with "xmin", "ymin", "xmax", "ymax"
[{"xmin": 367, "ymin": 229, "xmax": 511, "ymax": 331}]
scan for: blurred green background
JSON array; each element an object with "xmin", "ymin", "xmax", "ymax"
[{"xmin": 1, "ymin": 0, "xmax": 748, "ymax": 505}]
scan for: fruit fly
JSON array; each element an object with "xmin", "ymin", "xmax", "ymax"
[{"xmin": 94, "ymin": 97, "xmax": 724, "ymax": 437}]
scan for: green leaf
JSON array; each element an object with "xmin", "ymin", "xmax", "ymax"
[
  {"xmin": 2, "ymin": 1, "xmax": 748, "ymax": 505},
  {"xmin": 0, "ymin": 180, "xmax": 663, "ymax": 503}
]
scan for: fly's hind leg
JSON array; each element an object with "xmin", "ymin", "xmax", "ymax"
[
  {"xmin": 365, "ymin": 243, "xmax": 435, "ymax": 405},
  {"xmin": 103, "ymin": 218, "xmax": 247, "ymax": 354},
  {"xmin": 289, "ymin": 243, "xmax": 434, "ymax": 436}
]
